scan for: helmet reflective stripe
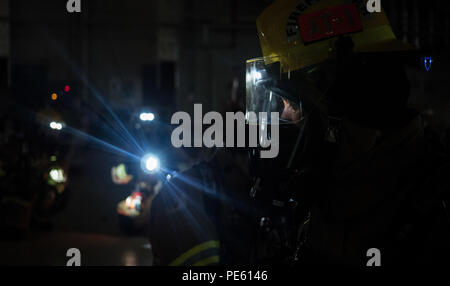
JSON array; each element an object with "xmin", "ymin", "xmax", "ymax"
[
  {"xmin": 192, "ymin": 255, "xmax": 220, "ymax": 266},
  {"xmin": 169, "ymin": 240, "xmax": 220, "ymax": 266}
]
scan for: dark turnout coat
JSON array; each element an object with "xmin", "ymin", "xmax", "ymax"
[
  {"xmin": 148, "ymin": 151, "xmax": 253, "ymax": 266},
  {"xmin": 303, "ymin": 115, "xmax": 450, "ymax": 265}
]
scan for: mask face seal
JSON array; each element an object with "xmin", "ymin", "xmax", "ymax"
[{"xmin": 245, "ymin": 56, "xmax": 309, "ymax": 207}]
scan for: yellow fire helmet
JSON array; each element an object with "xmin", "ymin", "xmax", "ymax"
[{"xmin": 256, "ymin": 0, "xmax": 415, "ymax": 73}]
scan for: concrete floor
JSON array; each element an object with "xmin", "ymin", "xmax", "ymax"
[
  {"xmin": 0, "ymin": 232, "xmax": 153, "ymax": 266},
  {"xmin": 0, "ymin": 147, "xmax": 153, "ymax": 266}
]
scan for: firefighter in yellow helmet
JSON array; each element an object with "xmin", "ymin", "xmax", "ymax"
[{"xmin": 246, "ymin": 0, "xmax": 450, "ymax": 265}]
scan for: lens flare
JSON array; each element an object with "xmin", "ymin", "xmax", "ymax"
[
  {"xmin": 146, "ymin": 157, "xmax": 159, "ymax": 171},
  {"xmin": 141, "ymin": 154, "xmax": 160, "ymax": 173}
]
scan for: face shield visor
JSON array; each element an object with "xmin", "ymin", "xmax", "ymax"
[
  {"xmin": 246, "ymin": 56, "xmax": 304, "ymax": 126},
  {"xmin": 245, "ymin": 56, "xmax": 319, "ymax": 206}
]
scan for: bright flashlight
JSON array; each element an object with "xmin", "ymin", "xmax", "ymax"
[
  {"xmin": 139, "ymin": 112, "xmax": 155, "ymax": 122},
  {"xmin": 49, "ymin": 121, "xmax": 63, "ymax": 130},
  {"xmin": 141, "ymin": 154, "xmax": 160, "ymax": 173},
  {"xmin": 49, "ymin": 168, "xmax": 66, "ymax": 183}
]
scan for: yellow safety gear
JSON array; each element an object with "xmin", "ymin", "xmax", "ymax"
[
  {"xmin": 256, "ymin": 0, "xmax": 415, "ymax": 72},
  {"xmin": 169, "ymin": 240, "xmax": 220, "ymax": 266}
]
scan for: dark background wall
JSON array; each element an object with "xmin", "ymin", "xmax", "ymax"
[
  {"xmin": 6, "ymin": 0, "xmax": 271, "ymax": 118},
  {"xmin": 2, "ymin": 0, "xmax": 450, "ymax": 126},
  {"xmin": 0, "ymin": 0, "xmax": 9, "ymax": 91}
]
